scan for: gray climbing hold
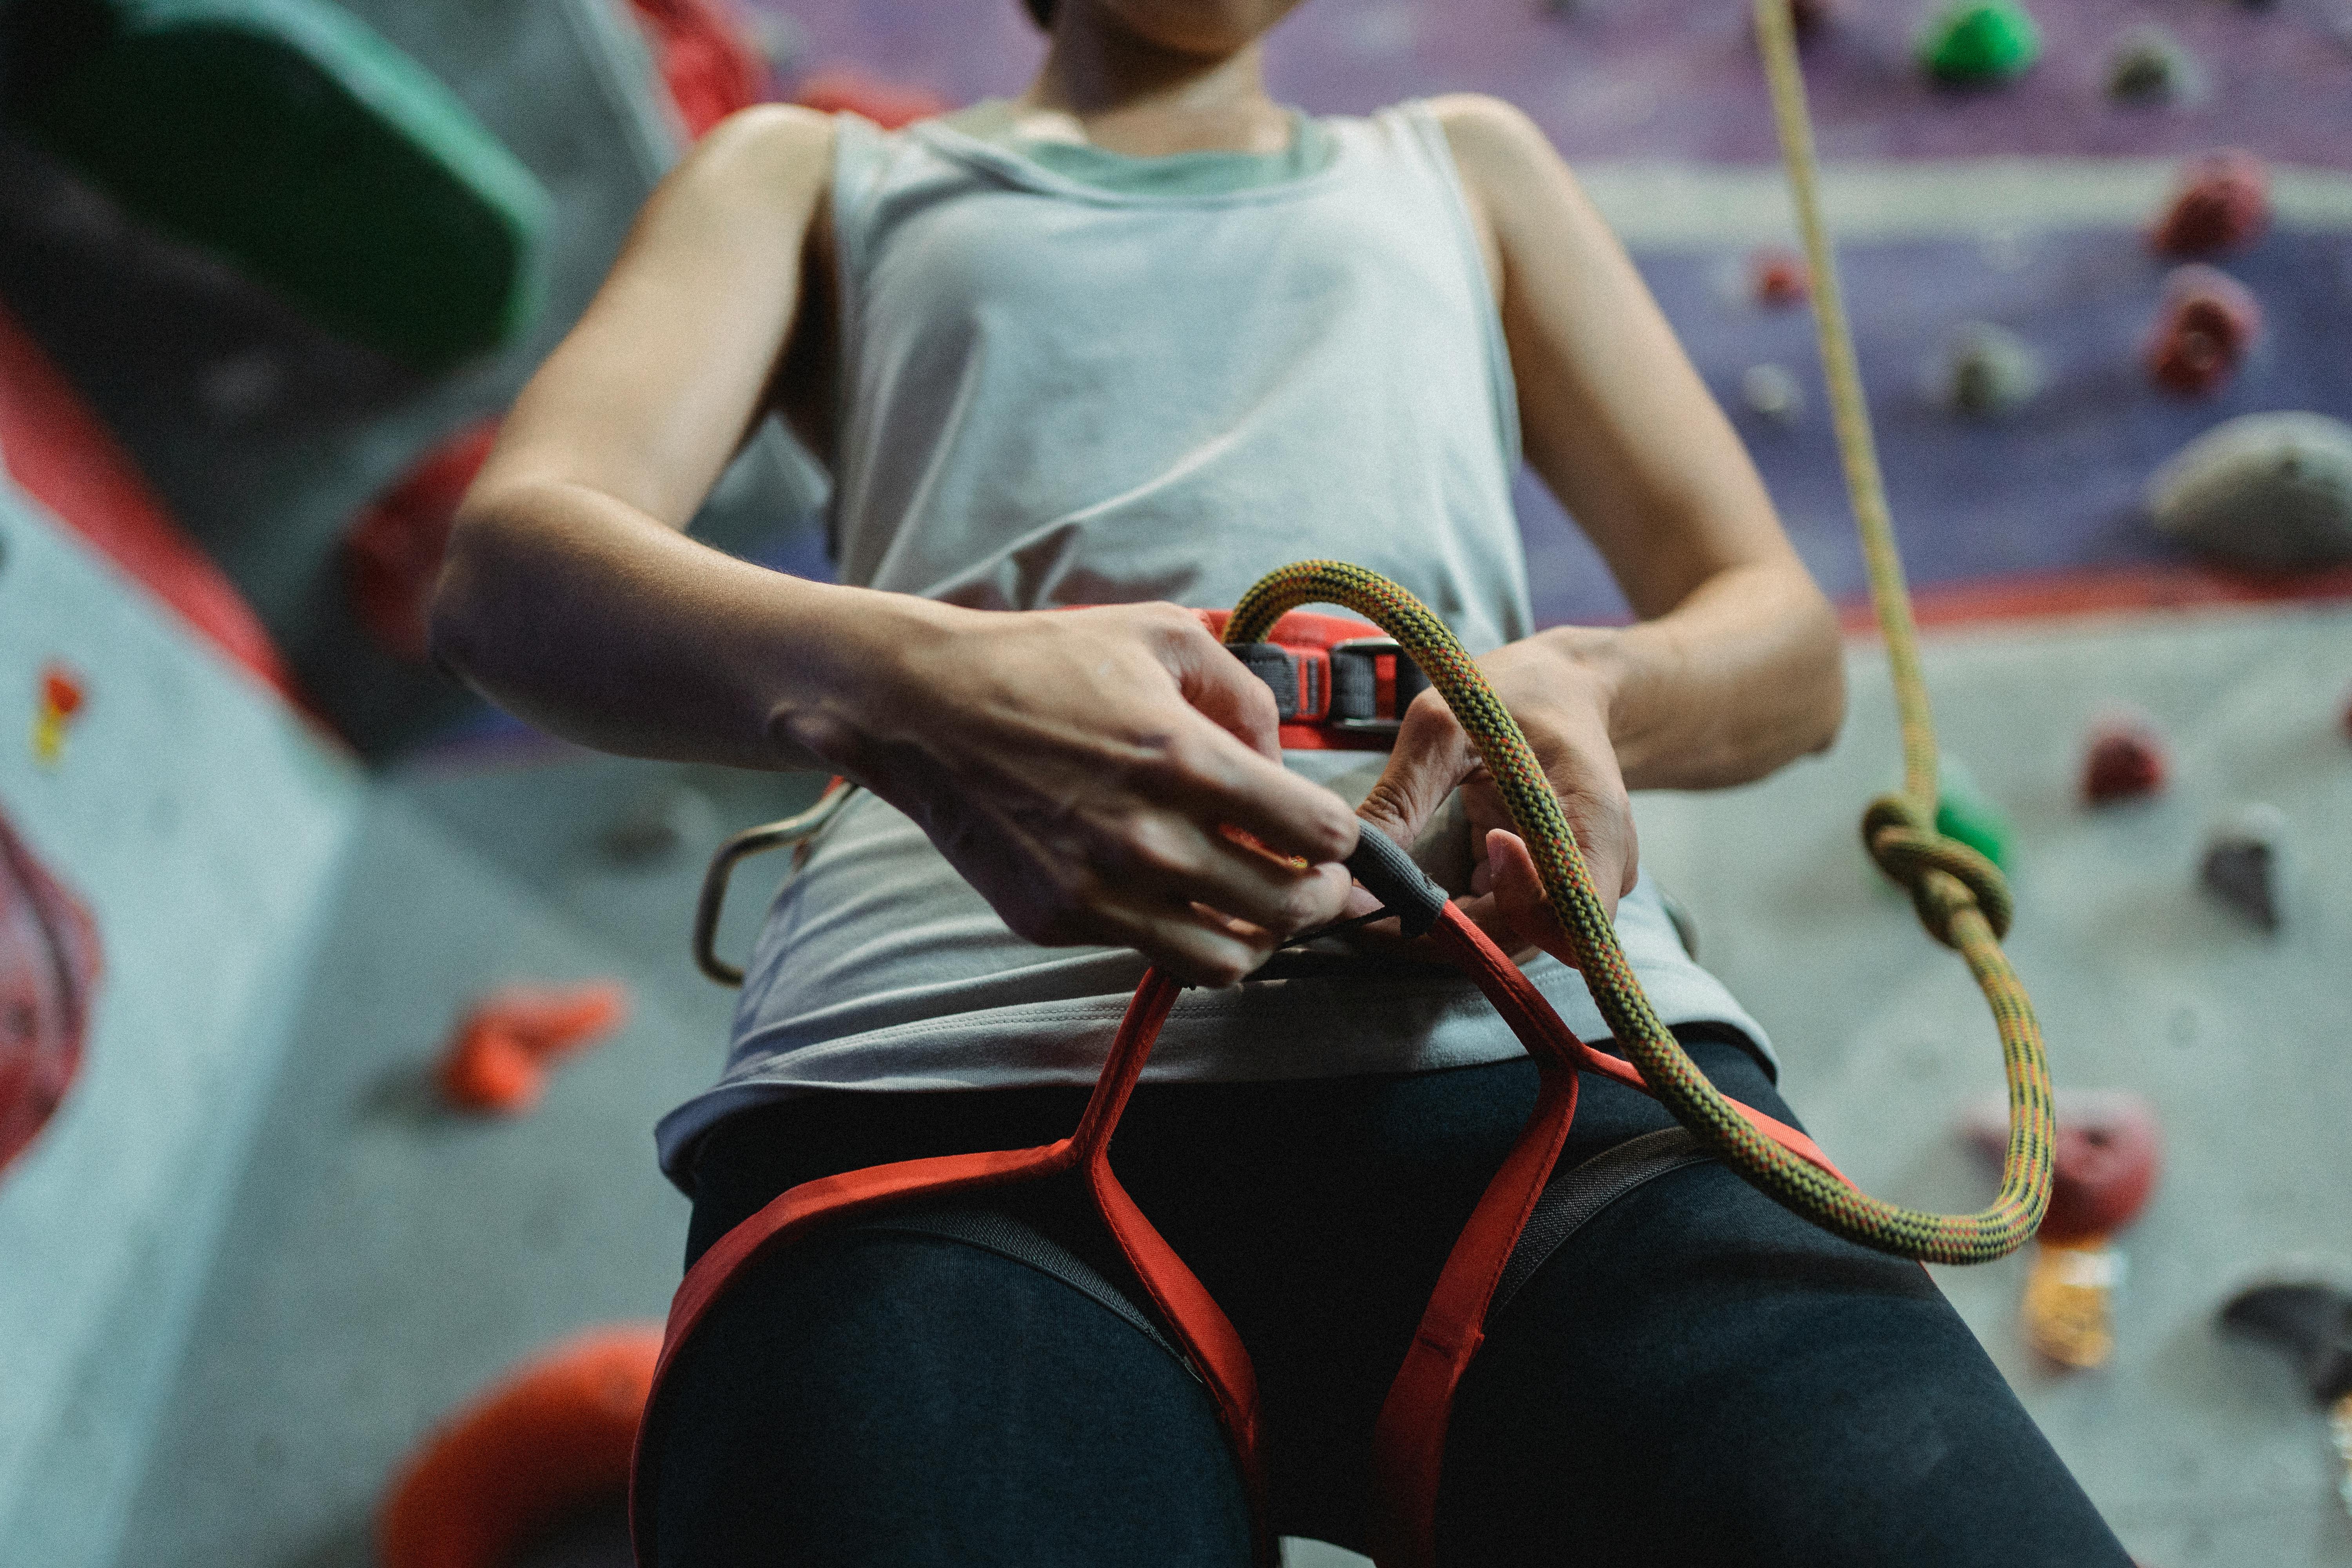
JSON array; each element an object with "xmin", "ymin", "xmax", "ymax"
[
  {"xmin": 1742, "ymin": 363, "xmax": 1805, "ymax": 427},
  {"xmin": 2223, "ymin": 1278, "xmax": 2352, "ymax": 1401},
  {"xmin": 2105, "ymin": 26, "xmax": 2201, "ymax": 105},
  {"xmin": 2147, "ymin": 412, "xmax": 2352, "ymax": 572},
  {"xmin": 601, "ymin": 783, "xmax": 718, "ymax": 866},
  {"xmin": 1935, "ymin": 322, "xmax": 2043, "ymax": 418},
  {"xmin": 2200, "ymin": 802, "xmax": 2284, "ymax": 931}
]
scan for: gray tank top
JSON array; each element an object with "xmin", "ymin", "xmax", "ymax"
[{"xmin": 655, "ymin": 103, "xmax": 1771, "ymax": 1182}]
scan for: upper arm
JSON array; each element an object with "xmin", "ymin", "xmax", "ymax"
[
  {"xmin": 1429, "ymin": 94, "xmax": 1800, "ymax": 619},
  {"xmin": 469, "ymin": 104, "xmax": 837, "ymax": 530}
]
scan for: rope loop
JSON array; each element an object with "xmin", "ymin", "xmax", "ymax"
[{"xmin": 1860, "ymin": 796, "xmax": 2014, "ymax": 946}]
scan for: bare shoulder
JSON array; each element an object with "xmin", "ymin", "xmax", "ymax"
[
  {"xmin": 1424, "ymin": 93, "xmax": 1560, "ymax": 191},
  {"xmin": 666, "ymin": 103, "xmax": 838, "ymax": 213}
]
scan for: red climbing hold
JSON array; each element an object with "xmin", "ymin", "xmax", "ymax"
[
  {"xmin": 38, "ymin": 666, "xmax": 83, "ymax": 723},
  {"xmin": 792, "ymin": 66, "xmax": 949, "ymax": 130},
  {"xmin": 379, "ymin": 1325, "xmax": 662, "ymax": 1568},
  {"xmin": 2151, "ymin": 150, "xmax": 2271, "ymax": 259},
  {"xmin": 1968, "ymin": 1091, "xmax": 2164, "ymax": 1245},
  {"xmin": 343, "ymin": 421, "xmax": 499, "ymax": 664},
  {"xmin": 1749, "ymin": 247, "xmax": 1811, "ymax": 309},
  {"xmin": 0, "ymin": 810, "xmax": 101, "ymax": 1178},
  {"xmin": 2042, "ymin": 1094, "xmax": 2164, "ymax": 1245},
  {"xmin": 2145, "ymin": 265, "xmax": 2260, "ymax": 399},
  {"xmin": 626, "ymin": 0, "xmax": 771, "ymax": 139},
  {"xmin": 435, "ymin": 982, "xmax": 629, "ymax": 1116},
  {"xmin": 2081, "ymin": 715, "xmax": 2168, "ymax": 804}
]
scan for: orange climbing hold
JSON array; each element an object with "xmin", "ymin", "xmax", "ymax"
[
  {"xmin": 379, "ymin": 1325, "xmax": 662, "ymax": 1568},
  {"xmin": 435, "ymin": 982, "xmax": 629, "ymax": 1116},
  {"xmin": 2150, "ymin": 149, "xmax": 2270, "ymax": 259},
  {"xmin": 32, "ymin": 662, "xmax": 85, "ymax": 768}
]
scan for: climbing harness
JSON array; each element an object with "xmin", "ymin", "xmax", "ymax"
[
  {"xmin": 642, "ymin": 5, "xmax": 2055, "ymax": 1563},
  {"xmin": 641, "ymin": 815, "xmax": 1845, "ymax": 1568}
]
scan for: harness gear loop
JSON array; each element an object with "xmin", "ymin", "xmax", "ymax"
[{"xmin": 691, "ymin": 778, "xmax": 858, "ymax": 984}]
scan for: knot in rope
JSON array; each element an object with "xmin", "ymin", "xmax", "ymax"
[{"xmin": 1860, "ymin": 795, "xmax": 2014, "ymax": 947}]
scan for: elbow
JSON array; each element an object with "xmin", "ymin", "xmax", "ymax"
[
  {"xmin": 425, "ymin": 501, "xmax": 505, "ymax": 687},
  {"xmin": 1796, "ymin": 589, "xmax": 1846, "ymax": 758}
]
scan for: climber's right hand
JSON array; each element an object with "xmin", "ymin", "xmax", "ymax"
[{"xmin": 777, "ymin": 599, "xmax": 1361, "ymax": 988}]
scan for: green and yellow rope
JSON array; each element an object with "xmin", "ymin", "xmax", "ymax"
[{"xmin": 1224, "ymin": 2, "xmax": 2053, "ymax": 1265}]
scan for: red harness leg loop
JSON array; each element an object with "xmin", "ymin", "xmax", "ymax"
[
  {"xmin": 630, "ymin": 898, "xmax": 1850, "ymax": 1568},
  {"xmin": 628, "ymin": 968, "xmax": 1284, "ymax": 1566},
  {"xmin": 1366, "ymin": 906, "xmax": 1848, "ymax": 1568}
]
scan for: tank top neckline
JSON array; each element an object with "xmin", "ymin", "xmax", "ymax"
[{"xmin": 902, "ymin": 104, "xmax": 1391, "ymax": 211}]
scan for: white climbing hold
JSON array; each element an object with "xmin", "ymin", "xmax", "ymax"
[
  {"xmin": 2146, "ymin": 412, "xmax": 2352, "ymax": 572},
  {"xmin": 1742, "ymin": 363, "xmax": 1805, "ymax": 426}
]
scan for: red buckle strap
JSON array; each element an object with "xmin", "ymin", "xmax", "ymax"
[{"xmin": 1195, "ymin": 608, "xmax": 1426, "ymax": 750}]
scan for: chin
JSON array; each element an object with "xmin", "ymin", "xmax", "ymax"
[{"xmin": 1089, "ymin": 0, "xmax": 1302, "ymax": 54}]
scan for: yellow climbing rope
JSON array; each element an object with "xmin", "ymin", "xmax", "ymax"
[{"xmin": 1223, "ymin": 1, "xmax": 2054, "ymax": 1265}]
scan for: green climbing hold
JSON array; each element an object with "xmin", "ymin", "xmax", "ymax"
[
  {"xmin": 1935, "ymin": 759, "xmax": 2014, "ymax": 871},
  {"xmin": 1920, "ymin": 1, "xmax": 2041, "ymax": 85},
  {"xmin": 3, "ymin": 0, "xmax": 551, "ymax": 372}
]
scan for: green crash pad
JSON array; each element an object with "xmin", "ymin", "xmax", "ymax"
[{"xmin": 4, "ymin": 0, "xmax": 552, "ymax": 372}]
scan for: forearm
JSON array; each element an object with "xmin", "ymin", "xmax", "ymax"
[
  {"xmin": 1534, "ymin": 556, "xmax": 1844, "ymax": 792},
  {"xmin": 431, "ymin": 481, "xmax": 942, "ymax": 771}
]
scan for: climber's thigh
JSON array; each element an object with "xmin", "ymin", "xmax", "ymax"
[
  {"xmin": 647, "ymin": 1228, "xmax": 1253, "ymax": 1568},
  {"xmin": 1439, "ymin": 1160, "xmax": 2134, "ymax": 1568}
]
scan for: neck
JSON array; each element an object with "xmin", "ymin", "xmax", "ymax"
[{"xmin": 1018, "ymin": 4, "xmax": 1287, "ymax": 156}]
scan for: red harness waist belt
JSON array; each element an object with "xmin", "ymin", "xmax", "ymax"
[
  {"xmin": 627, "ymin": 822, "xmax": 1844, "ymax": 1568},
  {"xmin": 1197, "ymin": 606, "xmax": 1426, "ymax": 751}
]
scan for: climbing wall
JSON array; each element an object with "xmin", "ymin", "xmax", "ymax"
[
  {"xmin": 101, "ymin": 748, "xmax": 820, "ymax": 1568},
  {"xmin": 1636, "ymin": 604, "xmax": 2352, "ymax": 1566},
  {"xmin": 0, "ymin": 477, "xmax": 363, "ymax": 1563},
  {"xmin": 0, "ymin": 0, "xmax": 823, "ymax": 758}
]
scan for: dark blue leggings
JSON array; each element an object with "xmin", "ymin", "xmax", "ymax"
[{"xmin": 648, "ymin": 1030, "xmax": 2133, "ymax": 1566}]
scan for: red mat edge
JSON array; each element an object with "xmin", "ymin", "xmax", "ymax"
[{"xmin": 1839, "ymin": 561, "xmax": 2352, "ymax": 636}]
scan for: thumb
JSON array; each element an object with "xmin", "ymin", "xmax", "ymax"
[
  {"xmin": 1487, "ymin": 829, "xmax": 1586, "ymax": 970},
  {"xmin": 1355, "ymin": 695, "xmax": 1476, "ymax": 851}
]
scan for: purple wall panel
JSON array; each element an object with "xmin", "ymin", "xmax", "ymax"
[{"xmin": 756, "ymin": 0, "xmax": 2352, "ymax": 169}]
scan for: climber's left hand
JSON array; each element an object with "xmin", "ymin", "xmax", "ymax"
[{"xmin": 1353, "ymin": 635, "xmax": 1636, "ymax": 968}]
